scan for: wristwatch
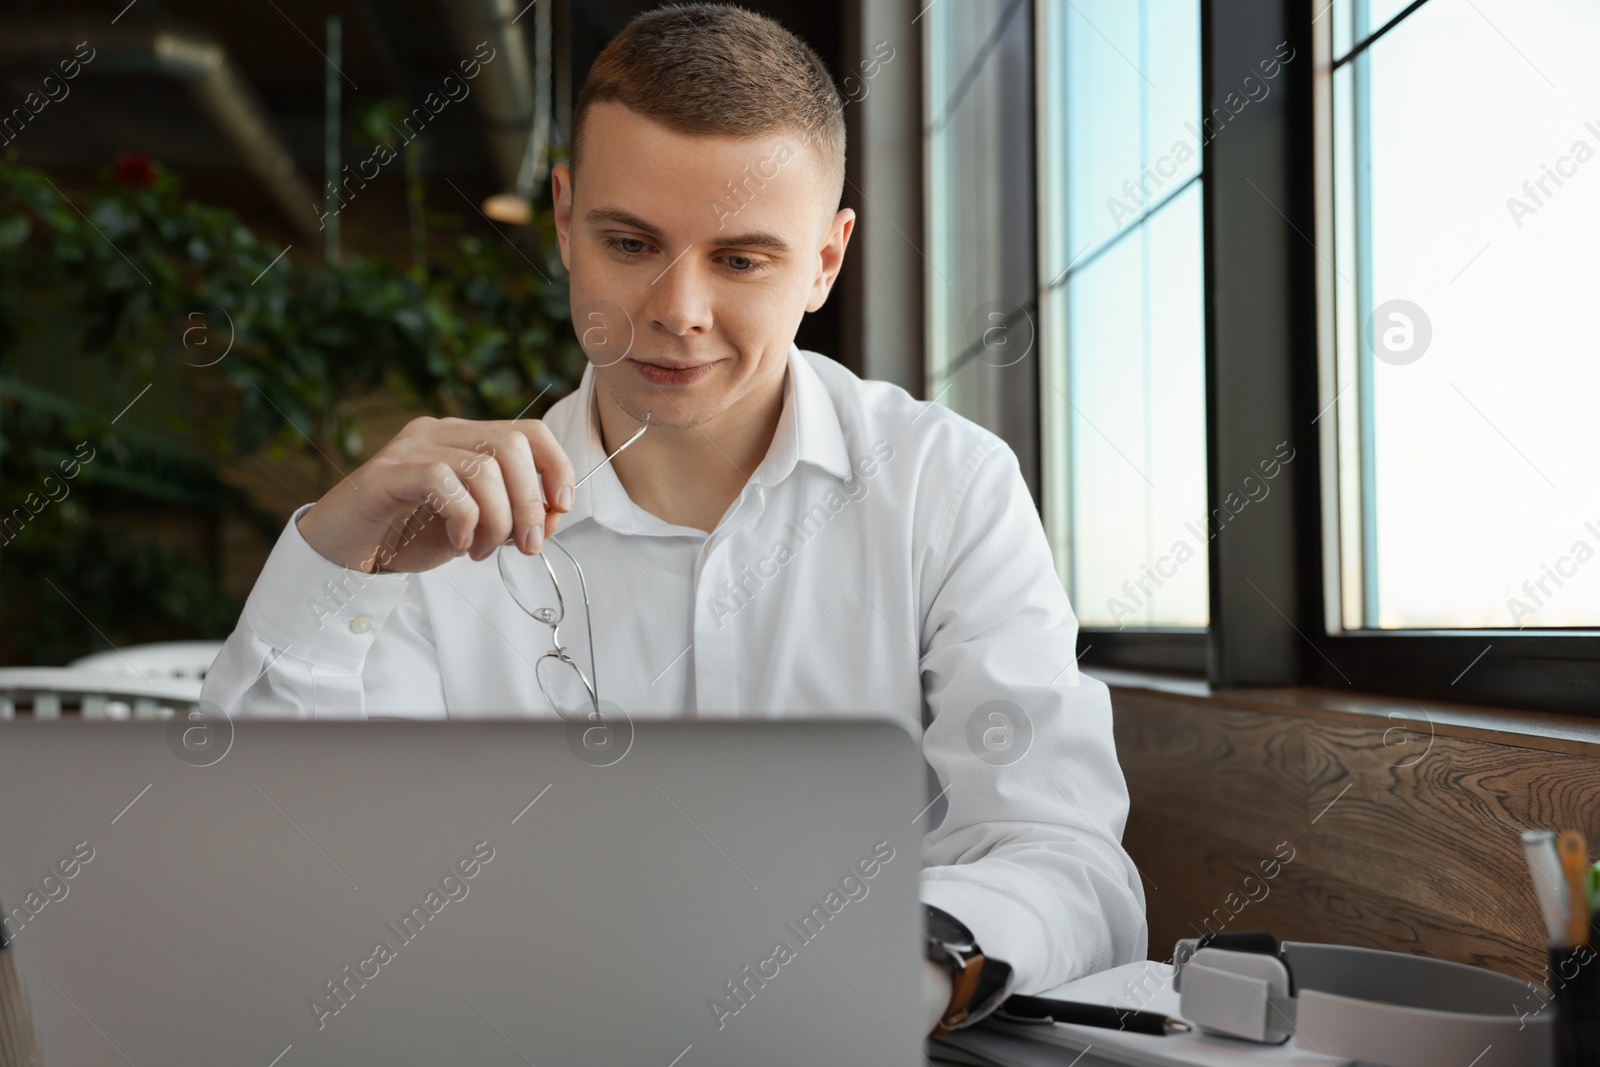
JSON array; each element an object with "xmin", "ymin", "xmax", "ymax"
[{"xmin": 925, "ymin": 905, "xmax": 1012, "ymax": 1035}]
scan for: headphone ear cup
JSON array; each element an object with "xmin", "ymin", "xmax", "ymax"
[
  {"xmin": 1179, "ymin": 947, "xmax": 1295, "ymax": 1044},
  {"xmin": 1196, "ymin": 930, "xmax": 1290, "ymax": 994}
]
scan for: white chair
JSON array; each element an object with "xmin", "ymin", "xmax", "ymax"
[
  {"xmin": 0, "ymin": 667, "xmax": 204, "ymax": 720},
  {"xmin": 68, "ymin": 641, "xmax": 223, "ymax": 684}
]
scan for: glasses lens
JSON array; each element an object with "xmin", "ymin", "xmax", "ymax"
[
  {"xmin": 499, "ymin": 545, "xmax": 563, "ymax": 623},
  {"xmin": 537, "ymin": 653, "xmax": 596, "ymax": 716}
]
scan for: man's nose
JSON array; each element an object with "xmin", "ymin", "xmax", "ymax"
[{"xmin": 643, "ymin": 248, "xmax": 714, "ymax": 337}]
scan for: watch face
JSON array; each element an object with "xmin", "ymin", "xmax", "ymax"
[{"xmin": 924, "ymin": 904, "xmax": 975, "ymax": 949}]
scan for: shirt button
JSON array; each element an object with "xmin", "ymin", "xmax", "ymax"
[
  {"xmin": 350, "ymin": 615, "xmax": 372, "ymax": 635},
  {"xmin": 703, "ymin": 539, "xmax": 713, "ymax": 555}
]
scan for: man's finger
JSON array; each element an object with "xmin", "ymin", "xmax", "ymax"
[
  {"xmin": 517, "ymin": 419, "xmax": 577, "ymax": 537},
  {"xmin": 415, "ymin": 418, "xmax": 576, "ymax": 541}
]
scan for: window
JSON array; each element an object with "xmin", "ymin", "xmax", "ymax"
[
  {"xmin": 913, "ymin": 0, "xmax": 1599, "ymax": 710},
  {"xmin": 924, "ymin": 0, "xmax": 1038, "ymax": 491},
  {"xmin": 924, "ymin": 0, "xmax": 1209, "ymax": 671},
  {"xmin": 1037, "ymin": 0, "xmax": 1207, "ymax": 634},
  {"xmin": 1324, "ymin": 0, "xmax": 1600, "ymax": 631}
]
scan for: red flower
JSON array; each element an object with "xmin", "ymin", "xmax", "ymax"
[{"xmin": 113, "ymin": 153, "xmax": 156, "ymax": 189}]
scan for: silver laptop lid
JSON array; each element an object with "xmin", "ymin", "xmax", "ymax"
[{"xmin": 0, "ymin": 718, "xmax": 925, "ymax": 1066}]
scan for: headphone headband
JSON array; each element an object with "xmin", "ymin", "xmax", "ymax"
[{"xmin": 1173, "ymin": 935, "xmax": 1551, "ymax": 1067}]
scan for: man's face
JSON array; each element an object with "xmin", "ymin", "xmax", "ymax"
[{"xmin": 552, "ymin": 102, "xmax": 853, "ymax": 430}]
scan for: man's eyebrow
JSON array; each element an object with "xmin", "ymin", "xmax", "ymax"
[
  {"xmin": 715, "ymin": 231, "xmax": 791, "ymax": 255},
  {"xmin": 586, "ymin": 207, "xmax": 664, "ymax": 238},
  {"xmin": 585, "ymin": 207, "xmax": 791, "ymax": 256}
]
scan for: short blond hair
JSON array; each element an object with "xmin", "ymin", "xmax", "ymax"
[{"xmin": 571, "ymin": 3, "xmax": 846, "ymax": 210}]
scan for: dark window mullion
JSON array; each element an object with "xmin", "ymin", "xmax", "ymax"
[{"xmin": 1333, "ymin": 0, "xmax": 1434, "ymax": 69}]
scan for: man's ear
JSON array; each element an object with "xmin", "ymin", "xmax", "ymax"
[
  {"xmin": 808, "ymin": 207, "xmax": 856, "ymax": 313},
  {"xmin": 552, "ymin": 162, "xmax": 575, "ymax": 272}
]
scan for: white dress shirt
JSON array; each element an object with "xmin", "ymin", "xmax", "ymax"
[{"xmin": 200, "ymin": 344, "xmax": 1149, "ymax": 1013}]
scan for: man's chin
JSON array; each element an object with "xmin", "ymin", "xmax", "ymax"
[{"xmin": 600, "ymin": 375, "xmax": 725, "ymax": 431}]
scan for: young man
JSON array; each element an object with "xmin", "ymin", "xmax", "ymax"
[{"xmin": 201, "ymin": 2, "xmax": 1145, "ymax": 1038}]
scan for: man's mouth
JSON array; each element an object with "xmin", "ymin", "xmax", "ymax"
[{"xmin": 629, "ymin": 358, "xmax": 716, "ymax": 386}]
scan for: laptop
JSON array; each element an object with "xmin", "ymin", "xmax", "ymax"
[{"xmin": 0, "ymin": 716, "xmax": 925, "ymax": 1066}]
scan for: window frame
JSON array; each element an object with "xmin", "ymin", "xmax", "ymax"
[
  {"xmin": 1033, "ymin": 0, "xmax": 1209, "ymax": 665},
  {"xmin": 939, "ymin": 0, "xmax": 1600, "ymax": 714},
  {"xmin": 923, "ymin": 0, "xmax": 1041, "ymax": 499},
  {"xmin": 1307, "ymin": 0, "xmax": 1600, "ymax": 712},
  {"xmin": 1068, "ymin": 2, "xmax": 1593, "ymax": 716}
]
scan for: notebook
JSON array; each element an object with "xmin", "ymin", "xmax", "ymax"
[{"xmin": 933, "ymin": 960, "xmax": 1357, "ymax": 1067}]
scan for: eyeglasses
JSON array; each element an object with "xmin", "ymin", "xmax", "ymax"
[{"xmin": 497, "ymin": 411, "xmax": 650, "ymax": 719}]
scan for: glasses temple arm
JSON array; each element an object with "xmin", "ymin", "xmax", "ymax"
[{"xmin": 545, "ymin": 536, "xmax": 599, "ymax": 705}]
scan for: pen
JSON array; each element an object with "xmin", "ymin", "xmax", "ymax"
[
  {"xmin": 1523, "ymin": 829, "xmax": 1570, "ymax": 945},
  {"xmin": 998, "ymin": 994, "xmax": 1192, "ymax": 1036},
  {"xmin": 1558, "ymin": 830, "xmax": 1589, "ymax": 948}
]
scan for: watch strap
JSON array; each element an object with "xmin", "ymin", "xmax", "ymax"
[{"xmin": 932, "ymin": 949, "xmax": 988, "ymax": 1036}]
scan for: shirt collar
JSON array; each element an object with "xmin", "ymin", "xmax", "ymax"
[
  {"xmin": 550, "ymin": 342, "xmax": 854, "ymax": 536},
  {"xmin": 752, "ymin": 341, "xmax": 854, "ymax": 488}
]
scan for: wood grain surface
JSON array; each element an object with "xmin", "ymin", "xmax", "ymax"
[{"xmin": 1112, "ymin": 685, "xmax": 1600, "ymax": 985}]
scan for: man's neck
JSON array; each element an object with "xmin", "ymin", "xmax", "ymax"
[{"xmin": 594, "ymin": 366, "xmax": 788, "ymax": 533}]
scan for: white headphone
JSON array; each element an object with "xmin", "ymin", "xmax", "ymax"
[{"xmin": 1172, "ymin": 932, "xmax": 1551, "ymax": 1067}]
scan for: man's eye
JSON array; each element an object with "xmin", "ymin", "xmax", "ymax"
[
  {"xmin": 606, "ymin": 237, "xmax": 649, "ymax": 257},
  {"xmin": 724, "ymin": 254, "xmax": 766, "ymax": 274}
]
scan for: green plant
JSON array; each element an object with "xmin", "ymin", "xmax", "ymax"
[
  {"xmin": 0, "ymin": 154, "xmax": 581, "ymax": 662},
  {"xmin": 0, "ymin": 156, "xmax": 580, "ymax": 487}
]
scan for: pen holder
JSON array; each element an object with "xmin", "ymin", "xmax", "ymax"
[{"xmin": 1550, "ymin": 944, "xmax": 1600, "ymax": 1066}]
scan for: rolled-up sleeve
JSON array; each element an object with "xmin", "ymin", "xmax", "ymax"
[
  {"xmin": 916, "ymin": 441, "xmax": 1148, "ymax": 1018},
  {"xmin": 199, "ymin": 503, "xmax": 443, "ymax": 718}
]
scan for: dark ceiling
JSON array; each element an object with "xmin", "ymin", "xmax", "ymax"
[{"xmin": 0, "ymin": 0, "xmax": 846, "ymax": 254}]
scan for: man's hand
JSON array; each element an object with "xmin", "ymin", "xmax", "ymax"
[
  {"xmin": 296, "ymin": 416, "xmax": 577, "ymax": 573},
  {"xmin": 924, "ymin": 956, "xmax": 954, "ymax": 1036}
]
